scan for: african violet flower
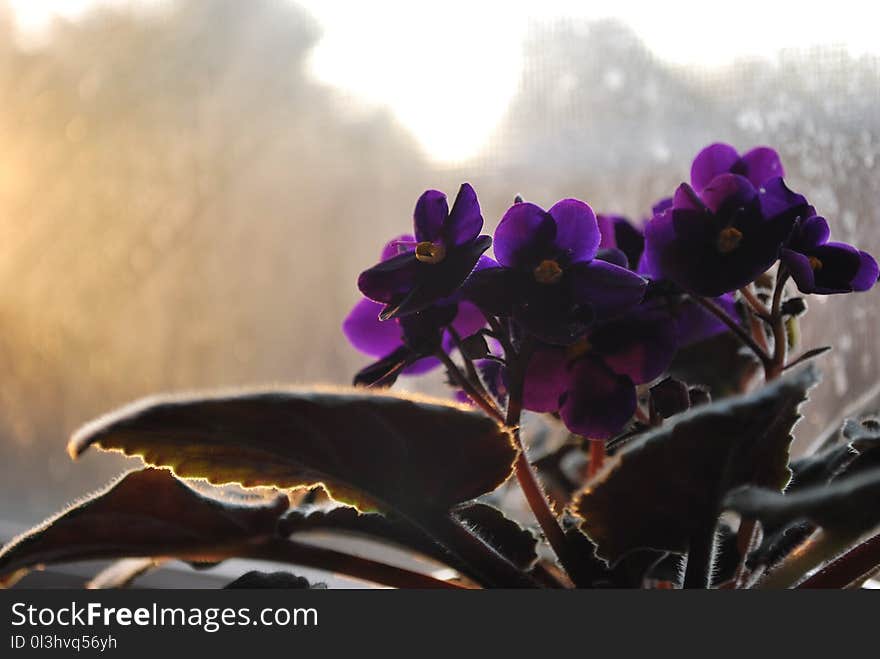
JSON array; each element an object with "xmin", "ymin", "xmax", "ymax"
[
  {"xmin": 465, "ymin": 199, "xmax": 647, "ymax": 345},
  {"xmin": 780, "ymin": 215, "xmax": 879, "ymax": 295},
  {"xmin": 597, "ymin": 213, "xmax": 645, "ymax": 270},
  {"xmin": 522, "ymin": 309, "xmax": 676, "ymax": 439},
  {"xmin": 643, "ymin": 175, "xmax": 812, "ymax": 297},
  {"xmin": 357, "ymin": 183, "xmax": 492, "ymax": 320},
  {"xmin": 690, "ymin": 142, "xmax": 784, "ymax": 193},
  {"xmin": 345, "ymin": 234, "xmax": 487, "ymax": 387}
]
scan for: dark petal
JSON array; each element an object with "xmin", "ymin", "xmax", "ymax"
[
  {"xmin": 380, "ymin": 233, "xmax": 416, "ymax": 261},
  {"xmin": 513, "ymin": 286, "xmax": 594, "ymax": 346},
  {"xmin": 701, "ymin": 173, "xmax": 758, "ymax": 214},
  {"xmin": 357, "ymin": 251, "xmax": 419, "ymax": 304},
  {"xmin": 548, "ymin": 198, "xmax": 600, "ymax": 264},
  {"xmin": 444, "ymin": 183, "xmax": 483, "ymax": 246},
  {"xmin": 759, "ymin": 177, "xmax": 810, "ymax": 221},
  {"xmin": 851, "ymin": 249, "xmax": 880, "ymax": 292},
  {"xmin": 613, "ymin": 218, "xmax": 646, "ymax": 269},
  {"xmin": 399, "ymin": 303, "xmax": 457, "ymax": 354},
  {"xmin": 381, "ymin": 235, "xmax": 492, "ymax": 319},
  {"xmin": 789, "ymin": 215, "xmax": 830, "ymax": 252},
  {"xmin": 560, "ymin": 356, "xmax": 636, "ymax": 439},
  {"xmin": 781, "ymin": 248, "xmax": 816, "ymax": 293},
  {"xmin": 413, "ymin": 189, "xmax": 449, "ymax": 243},
  {"xmin": 462, "ymin": 266, "xmax": 524, "ymax": 316},
  {"xmin": 589, "ymin": 310, "xmax": 677, "ymax": 385},
  {"xmin": 493, "ymin": 202, "xmax": 557, "ymax": 269},
  {"xmin": 672, "ymin": 183, "xmax": 706, "ymax": 211},
  {"xmin": 595, "ymin": 247, "xmax": 629, "ymax": 268},
  {"xmin": 401, "ymin": 356, "xmax": 442, "ymax": 375},
  {"xmin": 789, "ymin": 242, "xmax": 880, "ymax": 294},
  {"xmin": 441, "ymin": 301, "xmax": 487, "ymax": 353},
  {"xmin": 652, "ymin": 196, "xmax": 673, "ymax": 216},
  {"xmin": 740, "ymin": 146, "xmax": 784, "ymax": 187},
  {"xmin": 522, "ymin": 345, "xmax": 568, "ymax": 413},
  {"xmin": 343, "ymin": 298, "xmax": 403, "ymax": 357},
  {"xmin": 691, "ymin": 143, "xmax": 740, "ymax": 192},
  {"xmin": 674, "ymin": 294, "xmax": 738, "ymax": 347},
  {"xmin": 598, "ymin": 214, "xmax": 645, "ymax": 269},
  {"xmin": 353, "ymin": 346, "xmax": 415, "ymax": 388},
  {"xmin": 566, "ymin": 259, "xmax": 647, "ymax": 320}
]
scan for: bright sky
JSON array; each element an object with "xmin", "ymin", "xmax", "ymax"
[{"xmin": 7, "ymin": 0, "xmax": 880, "ymax": 163}]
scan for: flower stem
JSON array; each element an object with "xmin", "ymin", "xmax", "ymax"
[
  {"xmin": 588, "ymin": 440, "xmax": 606, "ymax": 479},
  {"xmin": 683, "ymin": 517, "xmax": 717, "ymax": 589},
  {"xmin": 765, "ymin": 270, "xmax": 790, "ymax": 381},
  {"xmin": 503, "ymin": 340, "xmax": 585, "ymax": 584},
  {"xmin": 797, "ymin": 531, "xmax": 880, "ymax": 588},
  {"xmin": 436, "ymin": 351, "xmax": 504, "ymax": 423},
  {"xmin": 691, "ymin": 294, "xmax": 772, "ymax": 370}
]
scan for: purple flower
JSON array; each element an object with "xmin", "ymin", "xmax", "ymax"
[
  {"xmin": 346, "ymin": 233, "xmax": 487, "ymax": 386},
  {"xmin": 465, "ymin": 199, "xmax": 647, "ymax": 345},
  {"xmin": 597, "ymin": 213, "xmax": 645, "ymax": 270},
  {"xmin": 643, "ymin": 175, "xmax": 811, "ymax": 296},
  {"xmin": 344, "ymin": 297, "xmax": 487, "ymax": 387},
  {"xmin": 357, "ymin": 183, "xmax": 492, "ymax": 320},
  {"xmin": 522, "ymin": 309, "xmax": 676, "ymax": 439},
  {"xmin": 780, "ymin": 215, "xmax": 879, "ymax": 295},
  {"xmin": 690, "ymin": 143, "xmax": 784, "ymax": 193}
]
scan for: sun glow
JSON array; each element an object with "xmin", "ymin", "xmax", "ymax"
[{"xmin": 9, "ymin": 0, "xmax": 880, "ymax": 164}]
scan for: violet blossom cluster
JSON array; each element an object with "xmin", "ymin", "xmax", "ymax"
[{"xmin": 344, "ymin": 144, "xmax": 879, "ymax": 440}]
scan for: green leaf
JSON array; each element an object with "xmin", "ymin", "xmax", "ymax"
[
  {"xmin": 0, "ymin": 468, "xmax": 288, "ymax": 582},
  {"xmin": 572, "ymin": 366, "xmax": 819, "ymax": 563},
  {"xmin": 69, "ymin": 388, "xmax": 517, "ymax": 515}
]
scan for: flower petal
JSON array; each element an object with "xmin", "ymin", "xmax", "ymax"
[
  {"xmin": 739, "ymin": 146, "xmax": 784, "ymax": 186},
  {"xmin": 523, "ymin": 346, "xmax": 569, "ymax": 413},
  {"xmin": 445, "ymin": 183, "xmax": 483, "ymax": 246},
  {"xmin": 691, "ymin": 143, "xmax": 740, "ymax": 192},
  {"xmin": 789, "ymin": 215, "xmax": 830, "ymax": 252},
  {"xmin": 493, "ymin": 202, "xmax": 557, "ymax": 269},
  {"xmin": 560, "ymin": 357, "xmax": 636, "ymax": 439},
  {"xmin": 549, "ymin": 198, "xmax": 600, "ymax": 264},
  {"xmin": 567, "ymin": 259, "xmax": 647, "ymax": 320},
  {"xmin": 343, "ymin": 298, "xmax": 403, "ymax": 357},
  {"xmin": 781, "ymin": 248, "xmax": 817, "ymax": 294},
  {"xmin": 381, "ymin": 233, "xmax": 416, "ymax": 261},
  {"xmin": 357, "ymin": 251, "xmax": 420, "ymax": 304},
  {"xmin": 413, "ymin": 189, "xmax": 449, "ymax": 243},
  {"xmin": 852, "ymin": 250, "xmax": 880, "ymax": 292},
  {"xmin": 589, "ymin": 310, "xmax": 677, "ymax": 385}
]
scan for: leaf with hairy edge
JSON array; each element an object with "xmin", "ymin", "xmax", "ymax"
[
  {"xmin": 725, "ymin": 468, "xmax": 880, "ymax": 588},
  {"xmin": 225, "ymin": 570, "xmax": 327, "ymax": 589},
  {"xmin": 724, "ymin": 468, "xmax": 880, "ymax": 536},
  {"xmin": 572, "ymin": 366, "xmax": 819, "ymax": 563},
  {"xmin": 0, "ymin": 468, "xmax": 288, "ymax": 582},
  {"xmin": 69, "ymin": 388, "xmax": 517, "ymax": 515},
  {"xmin": 280, "ymin": 502, "xmax": 538, "ymax": 572},
  {"xmin": 86, "ymin": 558, "xmax": 164, "ymax": 589}
]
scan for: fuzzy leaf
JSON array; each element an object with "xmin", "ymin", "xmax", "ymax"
[
  {"xmin": 280, "ymin": 502, "xmax": 537, "ymax": 571},
  {"xmin": 69, "ymin": 388, "xmax": 517, "ymax": 515},
  {"xmin": 0, "ymin": 468, "xmax": 287, "ymax": 580},
  {"xmin": 724, "ymin": 467, "xmax": 880, "ymax": 537},
  {"xmin": 225, "ymin": 570, "xmax": 327, "ymax": 589},
  {"xmin": 572, "ymin": 366, "xmax": 819, "ymax": 562}
]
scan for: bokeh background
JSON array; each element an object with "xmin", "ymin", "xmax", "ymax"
[{"xmin": 1, "ymin": 0, "xmax": 879, "ymax": 527}]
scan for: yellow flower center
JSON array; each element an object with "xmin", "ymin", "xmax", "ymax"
[
  {"xmin": 566, "ymin": 337, "xmax": 592, "ymax": 361},
  {"xmin": 717, "ymin": 227, "xmax": 744, "ymax": 253},
  {"xmin": 533, "ymin": 259, "xmax": 563, "ymax": 284},
  {"xmin": 808, "ymin": 256, "xmax": 823, "ymax": 271},
  {"xmin": 415, "ymin": 241, "xmax": 446, "ymax": 264}
]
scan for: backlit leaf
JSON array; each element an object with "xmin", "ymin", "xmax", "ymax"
[
  {"xmin": 0, "ymin": 468, "xmax": 288, "ymax": 581},
  {"xmin": 69, "ymin": 387, "xmax": 517, "ymax": 515},
  {"xmin": 572, "ymin": 366, "xmax": 819, "ymax": 562}
]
